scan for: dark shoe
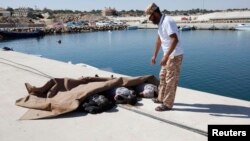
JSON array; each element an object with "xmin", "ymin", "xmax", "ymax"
[
  {"xmin": 155, "ymin": 105, "xmax": 172, "ymax": 111},
  {"xmin": 25, "ymin": 83, "xmax": 34, "ymax": 94},
  {"xmin": 152, "ymin": 98, "xmax": 162, "ymax": 103}
]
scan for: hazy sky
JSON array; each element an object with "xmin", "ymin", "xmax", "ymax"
[{"xmin": 1, "ymin": 0, "xmax": 250, "ymax": 11}]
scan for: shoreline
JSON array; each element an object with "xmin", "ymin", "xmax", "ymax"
[
  {"xmin": 0, "ymin": 22, "xmax": 244, "ymax": 39},
  {"xmin": 0, "ymin": 22, "xmax": 245, "ymax": 34},
  {"xmin": 0, "ymin": 25, "xmax": 128, "ymax": 35},
  {"xmin": 128, "ymin": 22, "xmax": 243, "ymax": 30},
  {"xmin": 1, "ymin": 11, "xmax": 250, "ymax": 35}
]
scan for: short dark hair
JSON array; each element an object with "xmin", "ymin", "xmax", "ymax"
[
  {"xmin": 127, "ymin": 95, "xmax": 137, "ymax": 105},
  {"xmin": 154, "ymin": 7, "xmax": 161, "ymax": 14}
]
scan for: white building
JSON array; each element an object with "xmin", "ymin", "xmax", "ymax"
[
  {"xmin": 102, "ymin": 7, "xmax": 117, "ymax": 16},
  {"xmin": 0, "ymin": 8, "xmax": 11, "ymax": 17},
  {"xmin": 13, "ymin": 7, "xmax": 29, "ymax": 17}
]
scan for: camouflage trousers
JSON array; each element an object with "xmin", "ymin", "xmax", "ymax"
[{"xmin": 158, "ymin": 55, "xmax": 183, "ymax": 109}]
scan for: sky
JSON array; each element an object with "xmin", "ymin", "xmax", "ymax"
[{"xmin": 1, "ymin": 0, "xmax": 250, "ymax": 11}]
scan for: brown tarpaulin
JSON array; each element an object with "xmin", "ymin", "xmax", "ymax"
[{"xmin": 16, "ymin": 75, "xmax": 159, "ymax": 120}]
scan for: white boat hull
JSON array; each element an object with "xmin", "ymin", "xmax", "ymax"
[
  {"xmin": 235, "ymin": 24, "xmax": 250, "ymax": 31},
  {"xmin": 235, "ymin": 27, "xmax": 250, "ymax": 31}
]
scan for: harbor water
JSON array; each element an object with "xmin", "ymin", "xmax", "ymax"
[{"xmin": 1, "ymin": 29, "xmax": 250, "ymax": 101}]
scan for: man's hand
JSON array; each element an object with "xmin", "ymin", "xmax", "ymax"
[
  {"xmin": 160, "ymin": 55, "xmax": 169, "ymax": 66},
  {"xmin": 151, "ymin": 56, "xmax": 156, "ymax": 65}
]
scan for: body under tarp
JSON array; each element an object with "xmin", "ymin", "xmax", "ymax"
[{"xmin": 16, "ymin": 75, "xmax": 159, "ymax": 120}]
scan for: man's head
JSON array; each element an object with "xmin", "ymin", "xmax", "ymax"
[{"xmin": 145, "ymin": 3, "xmax": 162, "ymax": 25}]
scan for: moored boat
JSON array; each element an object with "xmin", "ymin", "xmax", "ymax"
[
  {"xmin": 179, "ymin": 25, "xmax": 192, "ymax": 31},
  {"xmin": 235, "ymin": 23, "xmax": 250, "ymax": 31},
  {"xmin": 127, "ymin": 26, "xmax": 138, "ymax": 30}
]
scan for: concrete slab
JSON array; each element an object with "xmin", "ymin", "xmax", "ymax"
[{"xmin": 0, "ymin": 51, "xmax": 249, "ymax": 141}]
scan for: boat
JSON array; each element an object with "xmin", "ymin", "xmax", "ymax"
[
  {"xmin": 127, "ymin": 26, "xmax": 138, "ymax": 30},
  {"xmin": 179, "ymin": 25, "xmax": 192, "ymax": 31},
  {"xmin": 208, "ymin": 25, "xmax": 219, "ymax": 30},
  {"xmin": 235, "ymin": 23, "xmax": 250, "ymax": 31},
  {"xmin": 0, "ymin": 30, "xmax": 45, "ymax": 40}
]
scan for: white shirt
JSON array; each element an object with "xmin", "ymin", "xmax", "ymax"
[{"xmin": 158, "ymin": 15, "xmax": 184, "ymax": 58}]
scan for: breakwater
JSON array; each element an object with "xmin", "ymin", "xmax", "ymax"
[
  {"xmin": 44, "ymin": 25, "xmax": 128, "ymax": 34},
  {"xmin": 0, "ymin": 25, "xmax": 128, "ymax": 35},
  {"xmin": 135, "ymin": 22, "xmax": 245, "ymax": 30}
]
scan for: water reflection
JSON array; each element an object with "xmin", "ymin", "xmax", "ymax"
[{"xmin": 108, "ymin": 31, "xmax": 112, "ymax": 46}]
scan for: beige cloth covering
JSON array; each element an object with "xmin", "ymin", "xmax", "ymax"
[{"xmin": 16, "ymin": 75, "xmax": 159, "ymax": 120}]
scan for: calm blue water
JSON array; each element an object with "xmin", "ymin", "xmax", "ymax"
[{"xmin": 1, "ymin": 30, "xmax": 250, "ymax": 101}]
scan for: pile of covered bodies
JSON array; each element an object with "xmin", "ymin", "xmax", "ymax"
[{"xmin": 16, "ymin": 75, "xmax": 159, "ymax": 119}]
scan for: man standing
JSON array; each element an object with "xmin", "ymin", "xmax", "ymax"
[{"xmin": 145, "ymin": 3, "xmax": 184, "ymax": 111}]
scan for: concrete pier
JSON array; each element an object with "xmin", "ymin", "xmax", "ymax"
[
  {"xmin": 0, "ymin": 50, "xmax": 249, "ymax": 141},
  {"xmin": 129, "ymin": 22, "xmax": 240, "ymax": 30}
]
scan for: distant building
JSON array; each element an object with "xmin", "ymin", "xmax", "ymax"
[
  {"xmin": 195, "ymin": 11, "xmax": 250, "ymax": 23},
  {"xmin": 102, "ymin": 7, "xmax": 117, "ymax": 16},
  {"xmin": 13, "ymin": 7, "xmax": 29, "ymax": 17},
  {"xmin": 0, "ymin": 8, "xmax": 11, "ymax": 17}
]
